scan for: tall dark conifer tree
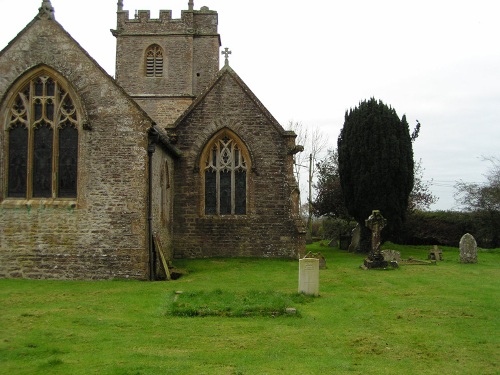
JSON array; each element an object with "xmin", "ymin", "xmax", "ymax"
[{"xmin": 338, "ymin": 98, "xmax": 414, "ymax": 252}]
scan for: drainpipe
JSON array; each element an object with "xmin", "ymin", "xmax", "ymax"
[{"xmin": 147, "ymin": 123, "xmax": 159, "ymax": 280}]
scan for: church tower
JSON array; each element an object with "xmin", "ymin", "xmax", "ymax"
[{"xmin": 112, "ymin": 1, "xmax": 221, "ymax": 127}]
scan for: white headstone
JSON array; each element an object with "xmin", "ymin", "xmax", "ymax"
[
  {"xmin": 459, "ymin": 233, "xmax": 478, "ymax": 263},
  {"xmin": 298, "ymin": 258, "xmax": 319, "ymax": 296}
]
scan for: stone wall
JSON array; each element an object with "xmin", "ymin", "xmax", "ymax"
[
  {"xmin": 134, "ymin": 97, "xmax": 193, "ymax": 128},
  {"xmin": 0, "ymin": 17, "xmax": 152, "ymax": 279},
  {"xmin": 0, "ymin": 4, "xmax": 306, "ymax": 280},
  {"xmin": 113, "ymin": 6, "xmax": 220, "ymax": 127},
  {"xmin": 172, "ymin": 70, "xmax": 306, "ymax": 259}
]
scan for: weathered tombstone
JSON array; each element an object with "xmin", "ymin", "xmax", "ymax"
[
  {"xmin": 459, "ymin": 233, "xmax": 478, "ymax": 263},
  {"xmin": 316, "ymin": 252, "xmax": 327, "ymax": 269},
  {"xmin": 381, "ymin": 249, "xmax": 400, "ymax": 268},
  {"xmin": 348, "ymin": 224, "xmax": 360, "ymax": 252},
  {"xmin": 298, "ymin": 254, "xmax": 319, "ymax": 296},
  {"xmin": 363, "ymin": 210, "xmax": 388, "ymax": 269},
  {"xmin": 428, "ymin": 245, "xmax": 443, "ymax": 261},
  {"xmin": 381, "ymin": 249, "xmax": 401, "ymax": 263}
]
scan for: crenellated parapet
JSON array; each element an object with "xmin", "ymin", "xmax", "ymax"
[
  {"xmin": 112, "ymin": 2, "xmax": 221, "ymax": 126},
  {"xmin": 112, "ymin": 6, "xmax": 218, "ymax": 37}
]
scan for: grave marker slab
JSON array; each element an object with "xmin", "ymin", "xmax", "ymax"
[
  {"xmin": 298, "ymin": 257, "xmax": 319, "ymax": 296},
  {"xmin": 459, "ymin": 233, "xmax": 478, "ymax": 263}
]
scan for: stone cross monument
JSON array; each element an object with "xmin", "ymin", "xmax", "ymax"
[{"xmin": 363, "ymin": 210, "xmax": 389, "ymax": 269}]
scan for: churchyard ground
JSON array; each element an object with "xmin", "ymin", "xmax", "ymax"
[{"xmin": 0, "ymin": 243, "xmax": 498, "ymax": 374}]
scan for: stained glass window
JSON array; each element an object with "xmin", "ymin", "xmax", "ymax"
[
  {"xmin": 146, "ymin": 44, "xmax": 163, "ymax": 77},
  {"xmin": 58, "ymin": 124, "xmax": 78, "ymax": 197},
  {"xmin": 7, "ymin": 125, "xmax": 28, "ymax": 197},
  {"xmin": 5, "ymin": 72, "xmax": 79, "ymax": 199},
  {"xmin": 33, "ymin": 122, "xmax": 53, "ymax": 197},
  {"xmin": 205, "ymin": 170, "xmax": 217, "ymax": 215},
  {"xmin": 203, "ymin": 132, "xmax": 248, "ymax": 215}
]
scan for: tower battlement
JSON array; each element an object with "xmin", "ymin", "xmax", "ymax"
[
  {"xmin": 113, "ymin": 5, "xmax": 218, "ymax": 36},
  {"xmin": 112, "ymin": 1, "xmax": 221, "ymax": 127}
]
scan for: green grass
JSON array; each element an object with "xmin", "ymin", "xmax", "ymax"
[
  {"xmin": 0, "ymin": 243, "xmax": 499, "ymax": 374},
  {"xmin": 169, "ymin": 289, "xmax": 313, "ymax": 317}
]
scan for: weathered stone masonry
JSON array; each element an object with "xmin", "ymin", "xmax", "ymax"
[
  {"xmin": 0, "ymin": 7, "xmax": 155, "ymax": 279},
  {"xmin": 0, "ymin": 1, "xmax": 305, "ymax": 280},
  {"xmin": 171, "ymin": 69, "xmax": 305, "ymax": 258}
]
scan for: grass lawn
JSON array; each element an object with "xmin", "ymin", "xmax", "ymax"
[{"xmin": 0, "ymin": 243, "xmax": 498, "ymax": 374}]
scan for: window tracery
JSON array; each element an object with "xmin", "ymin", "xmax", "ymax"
[
  {"xmin": 5, "ymin": 72, "xmax": 79, "ymax": 199},
  {"xmin": 203, "ymin": 132, "xmax": 248, "ymax": 215}
]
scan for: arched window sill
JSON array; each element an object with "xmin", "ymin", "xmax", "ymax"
[{"xmin": 1, "ymin": 198, "xmax": 77, "ymax": 209}]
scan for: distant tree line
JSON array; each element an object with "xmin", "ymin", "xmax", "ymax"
[
  {"xmin": 314, "ymin": 155, "xmax": 499, "ymax": 249},
  {"xmin": 294, "ymin": 98, "xmax": 499, "ymax": 250}
]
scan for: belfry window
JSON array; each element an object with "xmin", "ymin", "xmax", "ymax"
[
  {"xmin": 203, "ymin": 131, "xmax": 248, "ymax": 215},
  {"xmin": 145, "ymin": 44, "xmax": 163, "ymax": 77},
  {"xmin": 5, "ymin": 73, "xmax": 79, "ymax": 199}
]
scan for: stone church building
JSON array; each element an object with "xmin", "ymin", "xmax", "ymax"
[{"xmin": 0, "ymin": 1, "xmax": 305, "ymax": 280}]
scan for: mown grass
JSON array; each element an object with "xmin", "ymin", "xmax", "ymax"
[
  {"xmin": 0, "ymin": 243, "xmax": 498, "ymax": 374},
  {"xmin": 169, "ymin": 289, "xmax": 313, "ymax": 317}
]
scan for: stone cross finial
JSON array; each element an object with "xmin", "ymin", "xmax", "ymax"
[
  {"xmin": 118, "ymin": 0, "xmax": 124, "ymax": 11},
  {"xmin": 188, "ymin": 0, "xmax": 194, "ymax": 10},
  {"xmin": 222, "ymin": 47, "xmax": 232, "ymax": 66},
  {"xmin": 38, "ymin": 0, "xmax": 55, "ymax": 20}
]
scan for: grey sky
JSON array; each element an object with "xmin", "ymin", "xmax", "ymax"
[{"xmin": 2, "ymin": 0, "xmax": 499, "ymax": 210}]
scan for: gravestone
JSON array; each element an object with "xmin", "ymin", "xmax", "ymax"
[
  {"xmin": 459, "ymin": 233, "xmax": 478, "ymax": 263},
  {"xmin": 428, "ymin": 245, "xmax": 443, "ymax": 261},
  {"xmin": 348, "ymin": 224, "xmax": 360, "ymax": 252},
  {"xmin": 381, "ymin": 249, "xmax": 401, "ymax": 263},
  {"xmin": 318, "ymin": 253, "xmax": 326, "ymax": 269},
  {"xmin": 298, "ymin": 255, "xmax": 319, "ymax": 296},
  {"xmin": 381, "ymin": 249, "xmax": 400, "ymax": 268},
  {"xmin": 363, "ymin": 210, "xmax": 388, "ymax": 269}
]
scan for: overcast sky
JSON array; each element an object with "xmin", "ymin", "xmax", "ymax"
[{"xmin": 2, "ymin": 0, "xmax": 499, "ymax": 210}]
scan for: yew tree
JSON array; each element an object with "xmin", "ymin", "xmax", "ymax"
[
  {"xmin": 312, "ymin": 148, "xmax": 349, "ymax": 219},
  {"xmin": 337, "ymin": 98, "xmax": 414, "ymax": 251}
]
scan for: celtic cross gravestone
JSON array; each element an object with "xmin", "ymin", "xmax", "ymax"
[{"xmin": 363, "ymin": 210, "xmax": 389, "ymax": 269}]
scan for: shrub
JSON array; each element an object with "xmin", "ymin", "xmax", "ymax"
[{"xmin": 400, "ymin": 210, "xmax": 498, "ymax": 248}]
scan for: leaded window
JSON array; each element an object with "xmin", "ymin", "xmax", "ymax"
[
  {"xmin": 203, "ymin": 132, "xmax": 248, "ymax": 215},
  {"xmin": 146, "ymin": 44, "xmax": 163, "ymax": 77},
  {"xmin": 5, "ymin": 73, "xmax": 79, "ymax": 199}
]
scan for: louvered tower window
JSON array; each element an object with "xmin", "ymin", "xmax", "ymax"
[
  {"xmin": 146, "ymin": 44, "xmax": 163, "ymax": 77},
  {"xmin": 5, "ymin": 71, "xmax": 79, "ymax": 199}
]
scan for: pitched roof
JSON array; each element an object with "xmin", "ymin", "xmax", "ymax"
[
  {"xmin": 0, "ymin": 1, "xmax": 180, "ymax": 158},
  {"xmin": 172, "ymin": 64, "xmax": 286, "ymax": 135}
]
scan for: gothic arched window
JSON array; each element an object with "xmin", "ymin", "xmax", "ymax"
[
  {"xmin": 145, "ymin": 44, "xmax": 163, "ymax": 77},
  {"xmin": 5, "ymin": 72, "xmax": 79, "ymax": 199},
  {"xmin": 202, "ymin": 131, "xmax": 249, "ymax": 215}
]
